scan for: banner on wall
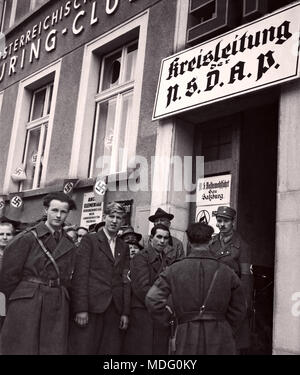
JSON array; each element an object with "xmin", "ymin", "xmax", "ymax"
[{"xmin": 196, "ymin": 174, "xmax": 232, "ymax": 234}]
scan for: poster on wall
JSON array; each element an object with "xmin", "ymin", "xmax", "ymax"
[
  {"xmin": 80, "ymin": 192, "xmax": 104, "ymax": 229},
  {"xmin": 195, "ymin": 174, "xmax": 232, "ymax": 234}
]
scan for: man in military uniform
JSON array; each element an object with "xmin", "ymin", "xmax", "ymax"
[
  {"xmin": 209, "ymin": 206, "xmax": 253, "ymax": 353},
  {"xmin": 0, "ymin": 192, "xmax": 77, "ymax": 355}
]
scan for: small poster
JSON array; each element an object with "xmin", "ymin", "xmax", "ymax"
[
  {"xmin": 80, "ymin": 192, "xmax": 104, "ymax": 228},
  {"xmin": 196, "ymin": 174, "xmax": 231, "ymax": 234}
]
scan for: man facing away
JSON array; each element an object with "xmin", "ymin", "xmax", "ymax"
[
  {"xmin": 146, "ymin": 222, "xmax": 247, "ymax": 355},
  {"xmin": 69, "ymin": 202, "xmax": 130, "ymax": 355},
  {"xmin": 0, "ymin": 192, "xmax": 77, "ymax": 355}
]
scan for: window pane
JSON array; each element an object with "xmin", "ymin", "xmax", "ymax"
[
  {"xmin": 124, "ymin": 43, "xmax": 138, "ymax": 82},
  {"xmin": 37, "ymin": 125, "xmax": 47, "ymax": 188},
  {"xmin": 31, "ymin": 88, "xmax": 46, "ymax": 120},
  {"xmin": 47, "ymin": 84, "xmax": 53, "ymax": 115},
  {"xmin": 116, "ymin": 91, "xmax": 133, "ymax": 171},
  {"xmin": 33, "ymin": 0, "xmax": 47, "ymax": 10},
  {"xmin": 22, "ymin": 127, "xmax": 41, "ymax": 190},
  {"xmin": 15, "ymin": 0, "xmax": 31, "ymax": 23},
  {"xmin": 92, "ymin": 98, "xmax": 117, "ymax": 176},
  {"xmin": 1, "ymin": 0, "xmax": 12, "ymax": 32},
  {"xmin": 101, "ymin": 50, "xmax": 122, "ymax": 91}
]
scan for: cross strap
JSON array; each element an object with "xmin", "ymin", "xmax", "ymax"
[
  {"xmin": 199, "ymin": 263, "xmax": 220, "ymax": 315},
  {"xmin": 30, "ymin": 229, "xmax": 60, "ymax": 279}
]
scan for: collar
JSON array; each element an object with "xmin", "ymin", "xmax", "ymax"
[
  {"xmin": 103, "ymin": 227, "xmax": 117, "ymax": 243},
  {"xmin": 33, "ymin": 222, "xmax": 53, "ymax": 238}
]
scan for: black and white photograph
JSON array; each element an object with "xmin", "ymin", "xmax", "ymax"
[{"xmin": 0, "ymin": 0, "xmax": 299, "ymax": 359}]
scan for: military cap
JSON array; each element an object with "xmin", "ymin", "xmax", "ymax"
[{"xmin": 213, "ymin": 206, "xmax": 236, "ymax": 220}]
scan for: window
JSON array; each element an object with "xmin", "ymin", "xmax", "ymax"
[
  {"xmin": 1, "ymin": 0, "xmax": 47, "ymax": 32},
  {"xmin": 69, "ymin": 12, "xmax": 148, "ymax": 179},
  {"xmin": 202, "ymin": 126, "xmax": 232, "ymax": 161},
  {"xmin": 21, "ymin": 83, "xmax": 53, "ymax": 190},
  {"xmin": 3, "ymin": 60, "xmax": 61, "ymax": 194},
  {"xmin": 90, "ymin": 41, "xmax": 138, "ymax": 176}
]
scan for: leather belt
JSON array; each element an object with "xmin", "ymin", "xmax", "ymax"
[
  {"xmin": 23, "ymin": 276, "xmax": 61, "ymax": 288},
  {"xmin": 178, "ymin": 311, "xmax": 226, "ymax": 324}
]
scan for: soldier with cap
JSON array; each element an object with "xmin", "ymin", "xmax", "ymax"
[
  {"xmin": 210, "ymin": 206, "xmax": 253, "ymax": 353},
  {"xmin": 144, "ymin": 208, "xmax": 185, "ymax": 265}
]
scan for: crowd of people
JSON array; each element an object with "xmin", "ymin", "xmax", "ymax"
[{"xmin": 0, "ymin": 191, "xmax": 252, "ymax": 355}]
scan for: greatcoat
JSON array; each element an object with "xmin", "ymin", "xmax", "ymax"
[
  {"xmin": 122, "ymin": 245, "xmax": 170, "ymax": 355},
  {"xmin": 146, "ymin": 251, "xmax": 247, "ymax": 355},
  {"xmin": 0, "ymin": 222, "xmax": 76, "ymax": 355},
  {"xmin": 209, "ymin": 230, "xmax": 253, "ymax": 349}
]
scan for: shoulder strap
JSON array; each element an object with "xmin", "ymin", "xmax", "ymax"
[
  {"xmin": 200, "ymin": 263, "xmax": 220, "ymax": 315},
  {"xmin": 30, "ymin": 230, "xmax": 60, "ymax": 279}
]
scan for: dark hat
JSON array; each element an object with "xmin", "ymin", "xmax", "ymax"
[
  {"xmin": 119, "ymin": 225, "xmax": 142, "ymax": 242},
  {"xmin": 127, "ymin": 240, "xmax": 144, "ymax": 250},
  {"xmin": 0, "ymin": 215, "xmax": 20, "ymax": 227},
  {"xmin": 213, "ymin": 206, "xmax": 236, "ymax": 220},
  {"xmin": 89, "ymin": 221, "xmax": 105, "ymax": 232},
  {"xmin": 148, "ymin": 208, "xmax": 174, "ymax": 223}
]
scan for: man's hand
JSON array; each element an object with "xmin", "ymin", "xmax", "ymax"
[
  {"xmin": 75, "ymin": 312, "xmax": 89, "ymax": 326},
  {"xmin": 119, "ymin": 315, "xmax": 129, "ymax": 330}
]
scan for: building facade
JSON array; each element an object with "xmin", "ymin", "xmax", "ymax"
[{"xmin": 0, "ymin": 0, "xmax": 300, "ymax": 355}]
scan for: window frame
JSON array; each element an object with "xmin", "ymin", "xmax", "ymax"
[
  {"xmin": 3, "ymin": 60, "xmax": 61, "ymax": 194},
  {"xmin": 69, "ymin": 11, "xmax": 149, "ymax": 180},
  {"xmin": 90, "ymin": 41, "xmax": 138, "ymax": 176},
  {"xmin": 20, "ymin": 82, "xmax": 53, "ymax": 191}
]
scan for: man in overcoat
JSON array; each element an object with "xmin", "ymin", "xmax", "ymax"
[
  {"xmin": 69, "ymin": 202, "xmax": 130, "ymax": 355},
  {"xmin": 209, "ymin": 206, "xmax": 253, "ymax": 352},
  {"xmin": 123, "ymin": 224, "xmax": 171, "ymax": 355},
  {"xmin": 146, "ymin": 222, "xmax": 247, "ymax": 355},
  {"xmin": 0, "ymin": 192, "xmax": 77, "ymax": 355}
]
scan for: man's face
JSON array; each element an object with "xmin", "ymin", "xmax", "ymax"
[
  {"xmin": 216, "ymin": 216, "xmax": 234, "ymax": 235},
  {"xmin": 45, "ymin": 200, "xmax": 70, "ymax": 231},
  {"xmin": 105, "ymin": 211, "xmax": 123, "ymax": 235},
  {"xmin": 0, "ymin": 225, "xmax": 14, "ymax": 248},
  {"xmin": 151, "ymin": 229, "xmax": 170, "ymax": 252},
  {"xmin": 154, "ymin": 218, "xmax": 171, "ymax": 229},
  {"xmin": 77, "ymin": 228, "xmax": 88, "ymax": 243}
]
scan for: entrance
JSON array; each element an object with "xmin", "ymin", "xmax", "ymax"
[{"xmin": 190, "ymin": 101, "xmax": 278, "ymax": 354}]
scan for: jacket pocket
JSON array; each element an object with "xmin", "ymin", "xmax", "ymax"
[{"xmin": 9, "ymin": 283, "xmax": 38, "ymax": 301}]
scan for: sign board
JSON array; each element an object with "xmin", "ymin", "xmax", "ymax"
[
  {"xmin": 196, "ymin": 174, "xmax": 231, "ymax": 234},
  {"xmin": 80, "ymin": 192, "xmax": 103, "ymax": 229},
  {"xmin": 153, "ymin": 2, "xmax": 300, "ymax": 120}
]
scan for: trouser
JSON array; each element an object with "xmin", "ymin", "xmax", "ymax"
[{"xmin": 68, "ymin": 302, "xmax": 122, "ymax": 355}]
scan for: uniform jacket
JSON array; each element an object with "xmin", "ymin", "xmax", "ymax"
[
  {"xmin": 71, "ymin": 229, "xmax": 130, "ymax": 316},
  {"xmin": 123, "ymin": 245, "xmax": 169, "ymax": 355},
  {"xmin": 0, "ymin": 222, "xmax": 76, "ymax": 355},
  {"xmin": 210, "ymin": 230, "xmax": 253, "ymax": 349},
  {"xmin": 146, "ymin": 251, "xmax": 247, "ymax": 355}
]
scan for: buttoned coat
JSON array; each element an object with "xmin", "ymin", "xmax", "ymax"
[
  {"xmin": 146, "ymin": 251, "xmax": 247, "ymax": 355},
  {"xmin": 210, "ymin": 231, "xmax": 253, "ymax": 349},
  {"xmin": 0, "ymin": 222, "xmax": 76, "ymax": 355},
  {"xmin": 70, "ymin": 229, "xmax": 130, "ymax": 316},
  {"xmin": 122, "ymin": 245, "xmax": 169, "ymax": 355}
]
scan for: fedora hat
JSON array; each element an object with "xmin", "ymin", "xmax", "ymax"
[
  {"xmin": 89, "ymin": 221, "xmax": 105, "ymax": 232},
  {"xmin": 148, "ymin": 208, "xmax": 174, "ymax": 223},
  {"xmin": 213, "ymin": 206, "xmax": 236, "ymax": 220},
  {"xmin": 119, "ymin": 225, "xmax": 142, "ymax": 242}
]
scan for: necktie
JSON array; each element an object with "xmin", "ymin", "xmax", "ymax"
[{"xmin": 53, "ymin": 231, "xmax": 60, "ymax": 244}]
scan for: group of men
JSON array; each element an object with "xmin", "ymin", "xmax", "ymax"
[{"xmin": 0, "ymin": 191, "xmax": 252, "ymax": 355}]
